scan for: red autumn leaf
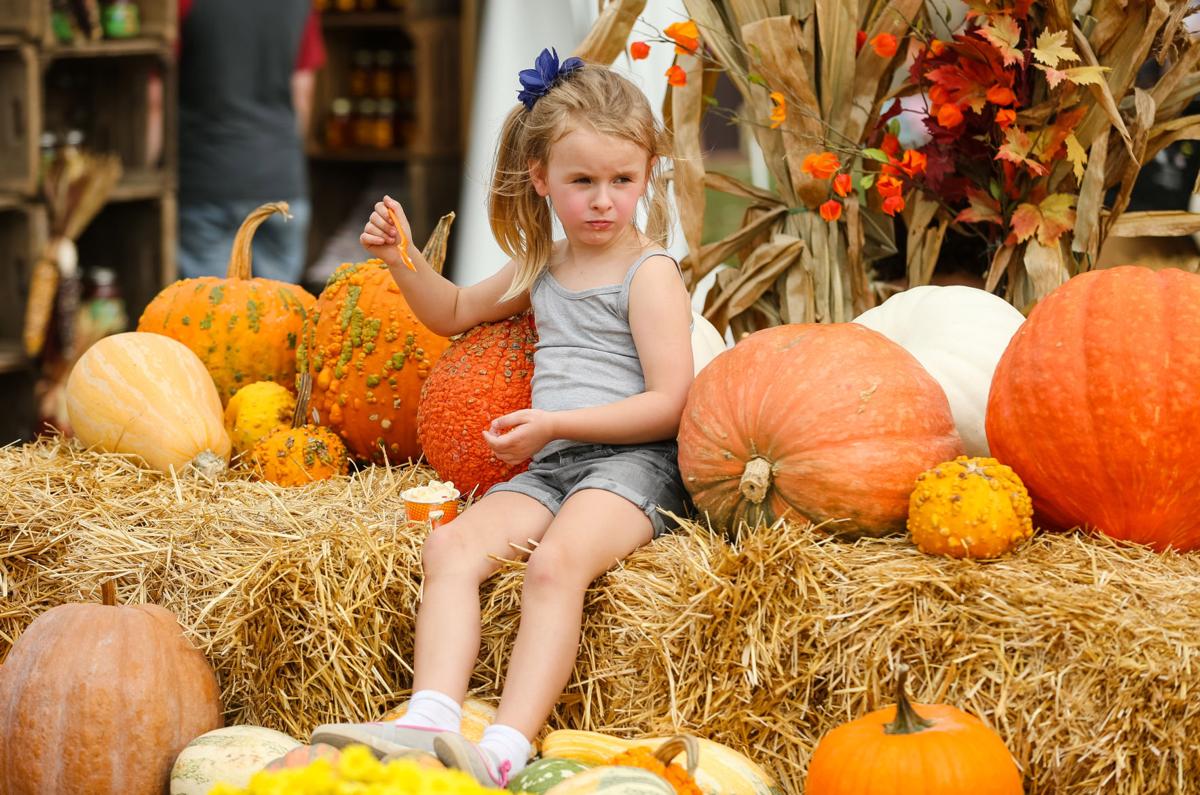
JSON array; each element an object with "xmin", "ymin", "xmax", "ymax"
[
  {"xmin": 883, "ymin": 194, "xmax": 906, "ymax": 216},
  {"xmin": 976, "ymin": 14, "xmax": 1023, "ymax": 67},
  {"xmin": 925, "ymin": 59, "xmax": 994, "ymax": 113},
  {"xmin": 819, "ymin": 199, "xmax": 843, "ymax": 222},
  {"xmin": 986, "ymin": 85, "xmax": 1016, "ymax": 106},
  {"xmin": 665, "ymin": 64, "xmax": 687, "ymax": 87},
  {"xmin": 996, "ymin": 127, "xmax": 1048, "ymax": 176},
  {"xmin": 1009, "ymin": 193, "xmax": 1076, "ymax": 245},
  {"xmin": 833, "ymin": 173, "xmax": 853, "ymax": 197},
  {"xmin": 630, "ymin": 41, "xmax": 651, "ymax": 60},
  {"xmin": 955, "ymin": 187, "xmax": 1003, "ymax": 225},
  {"xmin": 881, "ymin": 133, "xmax": 902, "ymax": 157},
  {"xmin": 871, "ymin": 33, "xmax": 899, "ymax": 58},
  {"xmin": 1034, "ymin": 105, "xmax": 1086, "ymax": 164}
]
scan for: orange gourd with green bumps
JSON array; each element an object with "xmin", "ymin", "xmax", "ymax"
[{"xmin": 137, "ymin": 203, "xmax": 316, "ymax": 405}]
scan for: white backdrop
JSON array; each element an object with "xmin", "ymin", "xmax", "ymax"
[{"xmin": 448, "ymin": 0, "xmax": 701, "ymax": 304}]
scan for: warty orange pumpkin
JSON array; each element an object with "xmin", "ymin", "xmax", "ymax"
[
  {"xmin": 677, "ymin": 323, "xmax": 963, "ymax": 537},
  {"xmin": 805, "ymin": 667, "xmax": 1022, "ymax": 794},
  {"xmin": 986, "ymin": 265, "xmax": 1200, "ymax": 551},
  {"xmin": 298, "ymin": 215, "xmax": 455, "ymax": 463},
  {"xmin": 416, "ymin": 310, "xmax": 537, "ymax": 496},
  {"xmin": 137, "ymin": 202, "xmax": 316, "ymax": 405},
  {"xmin": 0, "ymin": 582, "xmax": 222, "ymax": 795}
]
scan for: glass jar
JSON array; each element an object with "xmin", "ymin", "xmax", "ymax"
[
  {"xmin": 372, "ymin": 49, "xmax": 395, "ymax": 99},
  {"xmin": 395, "ymin": 48, "xmax": 415, "ymax": 102},
  {"xmin": 324, "ymin": 97, "xmax": 353, "ymax": 149},
  {"xmin": 373, "ymin": 99, "xmax": 396, "ymax": 149},
  {"xmin": 101, "ymin": 0, "xmax": 140, "ymax": 38},
  {"xmin": 349, "ymin": 50, "xmax": 373, "ymax": 98},
  {"xmin": 354, "ymin": 98, "xmax": 378, "ymax": 148}
]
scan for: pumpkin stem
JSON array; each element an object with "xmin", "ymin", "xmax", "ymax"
[
  {"xmin": 101, "ymin": 580, "xmax": 117, "ymax": 606},
  {"xmin": 421, "ymin": 211, "xmax": 456, "ymax": 276},
  {"xmin": 227, "ymin": 202, "xmax": 292, "ymax": 280},
  {"xmin": 739, "ymin": 457, "xmax": 773, "ymax": 504},
  {"xmin": 884, "ymin": 665, "xmax": 934, "ymax": 735},
  {"xmin": 293, "ymin": 371, "xmax": 313, "ymax": 429}
]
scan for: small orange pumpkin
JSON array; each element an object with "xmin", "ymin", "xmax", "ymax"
[
  {"xmin": 138, "ymin": 202, "xmax": 316, "ymax": 405},
  {"xmin": 250, "ymin": 374, "xmax": 349, "ymax": 486},
  {"xmin": 805, "ymin": 667, "xmax": 1022, "ymax": 794},
  {"xmin": 416, "ymin": 311, "xmax": 537, "ymax": 496}
]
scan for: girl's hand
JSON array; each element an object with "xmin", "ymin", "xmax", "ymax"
[
  {"xmin": 360, "ymin": 196, "xmax": 414, "ymax": 269},
  {"xmin": 482, "ymin": 409, "xmax": 556, "ymax": 465}
]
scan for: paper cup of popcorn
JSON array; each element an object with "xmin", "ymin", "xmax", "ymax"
[{"xmin": 402, "ymin": 480, "xmax": 461, "ymax": 523}]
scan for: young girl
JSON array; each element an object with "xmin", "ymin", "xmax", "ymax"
[{"xmin": 312, "ymin": 49, "xmax": 694, "ymax": 787}]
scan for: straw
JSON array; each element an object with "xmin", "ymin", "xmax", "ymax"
[{"xmin": 2, "ymin": 438, "xmax": 1199, "ymax": 793}]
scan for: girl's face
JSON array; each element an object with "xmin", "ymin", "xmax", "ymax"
[{"xmin": 530, "ymin": 124, "xmax": 653, "ymax": 250}]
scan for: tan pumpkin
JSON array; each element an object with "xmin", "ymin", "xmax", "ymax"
[
  {"xmin": 66, "ymin": 331, "xmax": 231, "ymax": 474},
  {"xmin": 225, "ymin": 381, "xmax": 296, "ymax": 459},
  {"xmin": 0, "ymin": 582, "xmax": 223, "ymax": 795},
  {"xmin": 137, "ymin": 202, "xmax": 317, "ymax": 405},
  {"xmin": 908, "ymin": 456, "xmax": 1035, "ymax": 559},
  {"xmin": 677, "ymin": 323, "xmax": 963, "ymax": 537}
]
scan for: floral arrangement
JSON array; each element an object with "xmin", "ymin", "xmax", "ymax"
[
  {"xmin": 577, "ymin": 0, "xmax": 1200, "ymax": 329},
  {"xmin": 209, "ymin": 745, "xmax": 494, "ymax": 795},
  {"xmin": 609, "ymin": 745, "xmax": 703, "ymax": 795}
]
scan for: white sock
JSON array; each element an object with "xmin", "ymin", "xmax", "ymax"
[
  {"xmin": 479, "ymin": 723, "xmax": 532, "ymax": 778},
  {"xmin": 394, "ymin": 689, "xmax": 462, "ymax": 732}
]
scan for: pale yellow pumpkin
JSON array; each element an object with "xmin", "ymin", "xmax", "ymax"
[
  {"xmin": 66, "ymin": 332, "xmax": 231, "ymax": 474},
  {"xmin": 225, "ymin": 381, "xmax": 296, "ymax": 458},
  {"xmin": 908, "ymin": 456, "xmax": 1035, "ymax": 559}
]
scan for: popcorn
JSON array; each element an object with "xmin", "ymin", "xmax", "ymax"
[{"xmin": 402, "ymin": 479, "xmax": 458, "ymax": 502}]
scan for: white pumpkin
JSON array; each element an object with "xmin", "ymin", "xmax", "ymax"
[
  {"xmin": 691, "ymin": 311, "xmax": 728, "ymax": 376},
  {"xmin": 170, "ymin": 726, "xmax": 301, "ymax": 795},
  {"xmin": 853, "ymin": 285, "xmax": 1024, "ymax": 456},
  {"xmin": 65, "ymin": 332, "xmax": 231, "ymax": 473}
]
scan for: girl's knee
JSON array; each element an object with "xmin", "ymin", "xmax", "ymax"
[
  {"xmin": 524, "ymin": 543, "xmax": 588, "ymax": 593},
  {"xmin": 421, "ymin": 522, "xmax": 494, "ymax": 582}
]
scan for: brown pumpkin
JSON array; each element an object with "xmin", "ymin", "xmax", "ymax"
[
  {"xmin": 0, "ymin": 582, "xmax": 222, "ymax": 795},
  {"xmin": 137, "ymin": 202, "xmax": 316, "ymax": 405},
  {"xmin": 416, "ymin": 311, "xmax": 537, "ymax": 496},
  {"xmin": 986, "ymin": 265, "xmax": 1200, "ymax": 551},
  {"xmin": 298, "ymin": 215, "xmax": 456, "ymax": 464},
  {"xmin": 677, "ymin": 323, "xmax": 963, "ymax": 537},
  {"xmin": 805, "ymin": 667, "xmax": 1022, "ymax": 794}
]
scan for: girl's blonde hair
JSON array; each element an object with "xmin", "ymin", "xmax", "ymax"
[{"xmin": 491, "ymin": 62, "xmax": 673, "ymax": 301}]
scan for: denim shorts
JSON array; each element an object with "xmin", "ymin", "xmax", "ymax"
[{"xmin": 485, "ymin": 440, "xmax": 692, "ymax": 537}]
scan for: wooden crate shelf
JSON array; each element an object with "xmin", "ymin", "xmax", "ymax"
[{"xmin": 0, "ymin": 0, "xmax": 176, "ymax": 46}]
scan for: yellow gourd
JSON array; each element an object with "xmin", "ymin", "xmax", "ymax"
[
  {"xmin": 908, "ymin": 456, "xmax": 1035, "ymax": 559},
  {"xmin": 539, "ymin": 730, "xmax": 777, "ymax": 795},
  {"xmin": 224, "ymin": 382, "xmax": 296, "ymax": 458}
]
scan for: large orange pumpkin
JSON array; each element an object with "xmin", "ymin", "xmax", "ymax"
[
  {"xmin": 299, "ymin": 260, "xmax": 449, "ymax": 463},
  {"xmin": 416, "ymin": 311, "xmax": 537, "ymax": 496},
  {"xmin": 986, "ymin": 265, "xmax": 1200, "ymax": 551},
  {"xmin": 0, "ymin": 582, "xmax": 222, "ymax": 795},
  {"xmin": 678, "ymin": 323, "xmax": 963, "ymax": 537},
  {"xmin": 137, "ymin": 202, "xmax": 316, "ymax": 405},
  {"xmin": 805, "ymin": 667, "xmax": 1022, "ymax": 794}
]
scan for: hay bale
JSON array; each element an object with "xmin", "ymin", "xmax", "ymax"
[{"xmin": 3, "ymin": 439, "xmax": 1200, "ymax": 793}]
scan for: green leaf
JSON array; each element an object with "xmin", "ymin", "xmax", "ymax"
[
  {"xmin": 860, "ymin": 173, "xmax": 877, "ymax": 189},
  {"xmin": 862, "ymin": 148, "xmax": 891, "ymax": 163},
  {"xmin": 989, "ymin": 179, "xmax": 1003, "ymax": 201},
  {"xmin": 702, "ymin": 95, "xmax": 720, "ymax": 107},
  {"xmin": 747, "ymin": 72, "xmax": 769, "ymax": 88}
]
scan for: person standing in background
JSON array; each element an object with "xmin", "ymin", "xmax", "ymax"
[{"xmin": 176, "ymin": 0, "xmax": 325, "ymax": 282}]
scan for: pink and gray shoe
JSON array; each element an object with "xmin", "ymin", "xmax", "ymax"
[
  {"xmin": 433, "ymin": 732, "xmax": 512, "ymax": 787},
  {"xmin": 309, "ymin": 722, "xmax": 446, "ymax": 758}
]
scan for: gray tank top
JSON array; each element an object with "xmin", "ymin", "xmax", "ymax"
[{"xmin": 530, "ymin": 249, "xmax": 680, "ymax": 462}]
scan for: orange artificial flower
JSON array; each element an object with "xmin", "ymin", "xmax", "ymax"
[
  {"xmin": 937, "ymin": 103, "xmax": 964, "ymax": 128},
  {"xmin": 899, "ymin": 149, "xmax": 927, "ymax": 177},
  {"xmin": 876, "ymin": 175, "xmax": 904, "ymax": 198},
  {"xmin": 833, "ymin": 173, "xmax": 853, "ymax": 197},
  {"xmin": 882, "ymin": 194, "xmax": 906, "ymax": 216},
  {"xmin": 881, "ymin": 133, "xmax": 901, "ymax": 157},
  {"xmin": 986, "ymin": 85, "xmax": 1017, "ymax": 106},
  {"xmin": 768, "ymin": 91, "xmax": 786, "ymax": 129},
  {"xmin": 665, "ymin": 65, "xmax": 687, "ymax": 87},
  {"xmin": 870, "ymin": 33, "xmax": 899, "ymax": 58},
  {"xmin": 930, "ymin": 38, "xmax": 947, "ymax": 56},
  {"xmin": 630, "ymin": 41, "xmax": 651, "ymax": 60},
  {"xmin": 929, "ymin": 84, "xmax": 950, "ymax": 106},
  {"xmin": 996, "ymin": 108, "xmax": 1017, "ymax": 128},
  {"xmin": 820, "ymin": 199, "xmax": 843, "ymax": 222},
  {"xmin": 664, "ymin": 20, "xmax": 700, "ymax": 54},
  {"xmin": 856, "ymin": 30, "xmax": 868, "ymax": 53},
  {"xmin": 801, "ymin": 151, "xmax": 841, "ymax": 180}
]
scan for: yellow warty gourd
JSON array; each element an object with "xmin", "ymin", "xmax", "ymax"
[
  {"xmin": 224, "ymin": 381, "xmax": 296, "ymax": 458},
  {"xmin": 908, "ymin": 456, "xmax": 1035, "ymax": 559}
]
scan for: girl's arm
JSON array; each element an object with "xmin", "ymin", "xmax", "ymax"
[
  {"xmin": 486, "ymin": 255, "xmax": 693, "ymax": 461},
  {"xmin": 362, "ymin": 196, "xmax": 531, "ymax": 337}
]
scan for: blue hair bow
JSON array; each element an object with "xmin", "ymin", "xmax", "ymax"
[{"xmin": 517, "ymin": 47, "xmax": 583, "ymax": 111}]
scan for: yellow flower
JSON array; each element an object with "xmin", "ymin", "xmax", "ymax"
[{"xmin": 768, "ymin": 91, "xmax": 787, "ymax": 129}]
